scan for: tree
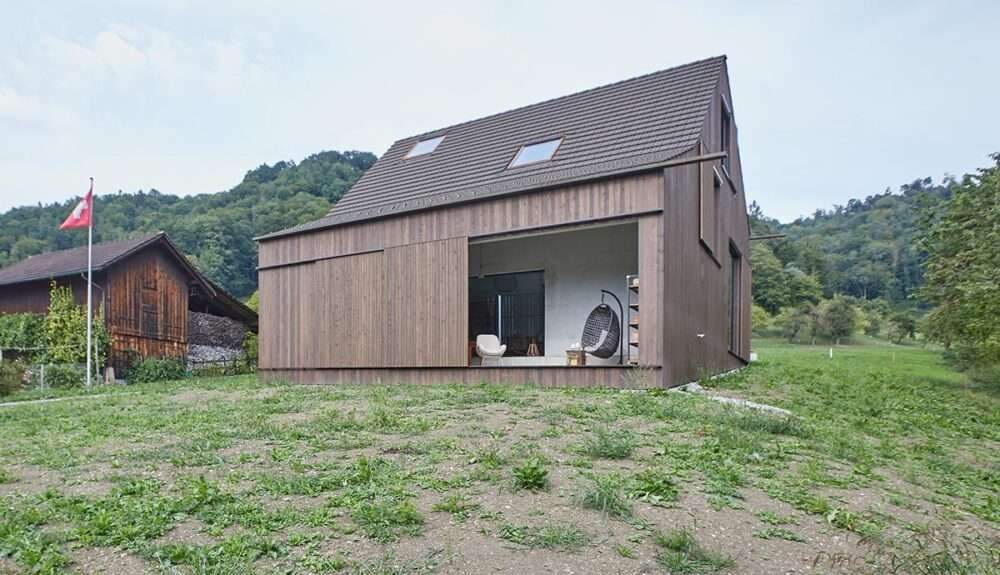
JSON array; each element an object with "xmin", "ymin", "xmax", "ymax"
[
  {"xmin": 887, "ymin": 311, "xmax": 916, "ymax": 344},
  {"xmin": 815, "ymin": 295, "xmax": 859, "ymax": 344},
  {"xmin": 751, "ymin": 304, "xmax": 772, "ymax": 336},
  {"xmin": 775, "ymin": 304, "xmax": 813, "ymax": 343},
  {"xmin": 750, "ymin": 243, "xmax": 791, "ymax": 314},
  {"xmin": 919, "ymin": 154, "xmax": 1000, "ymax": 366}
]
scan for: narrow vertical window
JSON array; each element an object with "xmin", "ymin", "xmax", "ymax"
[
  {"xmin": 729, "ymin": 243, "xmax": 742, "ymax": 354},
  {"xmin": 700, "ymin": 164, "xmax": 723, "ymax": 258},
  {"xmin": 720, "ymin": 97, "xmax": 732, "ymax": 174}
]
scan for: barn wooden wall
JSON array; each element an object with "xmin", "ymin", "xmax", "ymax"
[
  {"xmin": 105, "ymin": 248, "xmax": 189, "ymax": 365},
  {"xmin": 0, "ymin": 275, "xmax": 102, "ymax": 316}
]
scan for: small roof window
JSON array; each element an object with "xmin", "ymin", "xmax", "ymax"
[
  {"xmin": 404, "ymin": 135, "xmax": 445, "ymax": 158},
  {"xmin": 508, "ymin": 138, "xmax": 562, "ymax": 168}
]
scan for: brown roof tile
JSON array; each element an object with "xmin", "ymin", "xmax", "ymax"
[
  {"xmin": 0, "ymin": 233, "xmax": 165, "ymax": 286},
  {"xmin": 260, "ymin": 56, "xmax": 725, "ymax": 240}
]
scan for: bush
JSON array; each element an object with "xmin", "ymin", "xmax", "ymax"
[
  {"xmin": 0, "ymin": 313, "xmax": 45, "ymax": 360},
  {"xmin": 43, "ymin": 364, "xmax": 85, "ymax": 388},
  {"xmin": 0, "ymin": 361, "xmax": 25, "ymax": 396},
  {"xmin": 128, "ymin": 358, "xmax": 186, "ymax": 384}
]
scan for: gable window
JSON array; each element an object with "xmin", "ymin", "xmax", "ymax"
[
  {"xmin": 404, "ymin": 135, "xmax": 445, "ymax": 159},
  {"xmin": 720, "ymin": 97, "xmax": 732, "ymax": 174},
  {"xmin": 729, "ymin": 242, "xmax": 743, "ymax": 355},
  {"xmin": 508, "ymin": 138, "xmax": 562, "ymax": 168}
]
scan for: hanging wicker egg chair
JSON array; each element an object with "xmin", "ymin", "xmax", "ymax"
[{"xmin": 581, "ymin": 299, "xmax": 621, "ymax": 360}]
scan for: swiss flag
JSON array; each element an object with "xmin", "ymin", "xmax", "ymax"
[{"xmin": 60, "ymin": 180, "xmax": 93, "ymax": 230}]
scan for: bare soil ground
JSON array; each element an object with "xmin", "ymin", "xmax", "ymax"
[{"xmin": 0, "ymin": 342, "xmax": 996, "ymax": 574}]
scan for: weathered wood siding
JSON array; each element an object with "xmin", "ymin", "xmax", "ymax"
[
  {"xmin": 262, "ymin": 366, "xmax": 660, "ymax": 388},
  {"xmin": 660, "ymin": 60, "xmax": 750, "ymax": 386},
  {"xmin": 0, "ymin": 276, "xmax": 97, "ymax": 316},
  {"xmin": 383, "ymin": 238, "xmax": 467, "ymax": 367},
  {"xmin": 260, "ymin": 239, "xmax": 468, "ymax": 370},
  {"xmin": 259, "ymin": 173, "xmax": 663, "ymax": 270},
  {"xmin": 314, "ymin": 252, "xmax": 384, "ymax": 367},
  {"xmin": 105, "ymin": 248, "xmax": 189, "ymax": 365}
]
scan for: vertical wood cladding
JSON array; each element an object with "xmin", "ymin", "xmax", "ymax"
[
  {"xmin": 315, "ymin": 252, "xmax": 383, "ymax": 368},
  {"xmin": 258, "ymin": 174, "xmax": 663, "ymax": 270},
  {"xmin": 105, "ymin": 248, "xmax": 189, "ymax": 366},
  {"xmin": 257, "ymin": 65, "xmax": 751, "ymax": 387},
  {"xmin": 661, "ymin": 60, "xmax": 750, "ymax": 386},
  {"xmin": 382, "ymin": 238, "xmax": 467, "ymax": 367},
  {"xmin": 637, "ymin": 214, "xmax": 663, "ymax": 367},
  {"xmin": 260, "ymin": 239, "xmax": 467, "ymax": 370}
]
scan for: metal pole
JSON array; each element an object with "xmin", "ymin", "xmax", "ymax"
[
  {"xmin": 85, "ymin": 179, "xmax": 93, "ymax": 388},
  {"xmin": 600, "ymin": 289, "xmax": 625, "ymax": 365}
]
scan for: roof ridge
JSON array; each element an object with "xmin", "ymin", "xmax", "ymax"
[{"xmin": 398, "ymin": 55, "xmax": 726, "ymax": 145}]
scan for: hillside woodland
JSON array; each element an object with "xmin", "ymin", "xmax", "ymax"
[{"xmin": 0, "ymin": 151, "xmax": 375, "ymax": 299}]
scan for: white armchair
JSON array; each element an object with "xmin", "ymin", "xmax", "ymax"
[{"xmin": 476, "ymin": 334, "xmax": 506, "ymax": 366}]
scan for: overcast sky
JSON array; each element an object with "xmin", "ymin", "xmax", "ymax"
[{"xmin": 1, "ymin": 1, "xmax": 996, "ymax": 221}]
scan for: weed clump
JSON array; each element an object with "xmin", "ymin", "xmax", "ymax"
[
  {"xmin": 579, "ymin": 473, "xmax": 632, "ymax": 519},
  {"xmin": 581, "ymin": 427, "xmax": 636, "ymax": 459},
  {"xmin": 512, "ymin": 458, "xmax": 549, "ymax": 491},
  {"xmin": 654, "ymin": 528, "xmax": 734, "ymax": 573}
]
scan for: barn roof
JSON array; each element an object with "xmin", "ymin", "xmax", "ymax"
[
  {"xmin": 0, "ymin": 233, "xmax": 168, "ymax": 287},
  {"xmin": 0, "ymin": 232, "xmax": 257, "ymax": 326},
  {"xmin": 260, "ymin": 56, "xmax": 726, "ymax": 240}
]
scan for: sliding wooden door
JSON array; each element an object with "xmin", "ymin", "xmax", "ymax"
[{"xmin": 382, "ymin": 238, "xmax": 468, "ymax": 367}]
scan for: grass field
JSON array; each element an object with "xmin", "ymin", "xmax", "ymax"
[{"xmin": 0, "ymin": 340, "xmax": 996, "ymax": 574}]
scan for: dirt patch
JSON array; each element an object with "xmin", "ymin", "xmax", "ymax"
[
  {"xmin": 0, "ymin": 464, "xmax": 62, "ymax": 496},
  {"xmin": 70, "ymin": 546, "xmax": 149, "ymax": 575},
  {"xmin": 155, "ymin": 519, "xmax": 215, "ymax": 547}
]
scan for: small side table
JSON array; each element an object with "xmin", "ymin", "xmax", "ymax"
[{"xmin": 566, "ymin": 349, "xmax": 586, "ymax": 367}]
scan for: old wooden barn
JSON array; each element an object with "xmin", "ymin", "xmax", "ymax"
[
  {"xmin": 0, "ymin": 232, "xmax": 257, "ymax": 372},
  {"xmin": 257, "ymin": 56, "xmax": 750, "ymax": 388}
]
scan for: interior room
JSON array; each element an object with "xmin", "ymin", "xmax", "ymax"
[{"xmin": 468, "ymin": 221, "xmax": 638, "ymax": 366}]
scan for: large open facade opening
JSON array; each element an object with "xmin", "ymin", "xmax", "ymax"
[{"xmin": 468, "ymin": 221, "xmax": 638, "ymax": 366}]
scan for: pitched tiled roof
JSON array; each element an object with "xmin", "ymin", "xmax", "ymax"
[
  {"xmin": 0, "ymin": 233, "xmax": 166, "ymax": 287},
  {"xmin": 261, "ymin": 56, "xmax": 725, "ymax": 240}
]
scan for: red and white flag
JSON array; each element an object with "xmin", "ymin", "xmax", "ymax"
[{"xmin": 60, "ymin": 180, "xmax": 93, "ymax": 230}]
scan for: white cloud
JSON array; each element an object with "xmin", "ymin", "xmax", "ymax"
[{"xmin": 0, "ymin": 86, "xmax": 77, "ymax": 128}]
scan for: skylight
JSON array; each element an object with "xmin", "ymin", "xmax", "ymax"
[
  {"xmin": 404, "ymin": 135, "xmax": 445, "ymax": 158},
  {"xmin": 508, "ymin": 138, "xmax": 562, "ymax": 168}
]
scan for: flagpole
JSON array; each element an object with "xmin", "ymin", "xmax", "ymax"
[{"xmin": 85, "ymin": 177, "xmax": 93, "ymax": 388}]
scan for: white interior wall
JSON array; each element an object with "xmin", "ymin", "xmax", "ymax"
[{"xmin": 469, "ymin": 223, "xmax": 638, "ymax": 364}]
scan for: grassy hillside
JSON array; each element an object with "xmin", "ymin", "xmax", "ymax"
[{"xmin": 0, "ymin": 150, "xmax": 376, "ymax": 299}]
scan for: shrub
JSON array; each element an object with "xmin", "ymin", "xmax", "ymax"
[
  {"xmin": 0, "ymin": 313, "xmax": 45, "ymax": 360},
  {"xmin": 0, "ymin": 361, "xmax": 25, "ymax": 396},
  {"xmin": 128, "ymin": 358, "xmax": 186, "ymax": 384},
  {"xmin": 512, "ymin": 458, "xmax": 549, "ymax": 491},
  {"xmin": 43, "ymin": 364, "xmax": 85, "ymax": 388},
  {"xmin": 44, "ymin": 282, "xmax": 109, "ymax": 366}
]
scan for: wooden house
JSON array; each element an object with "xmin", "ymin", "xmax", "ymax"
[
  {"xmin": 0, "ymin": 232, "xmax": 257, "ymax": 371},
  {"xmin": 256, "ymin": 56, "xmax": 750, "ymax": 388}
]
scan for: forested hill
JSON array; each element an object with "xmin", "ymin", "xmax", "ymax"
[
  {"xmin": 0, "ymin": 151, "xmax": 376, "ymax": 299},
  {"xmin": 749, "ymin": 177, "xmax": 952, "ymax": 313}
]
